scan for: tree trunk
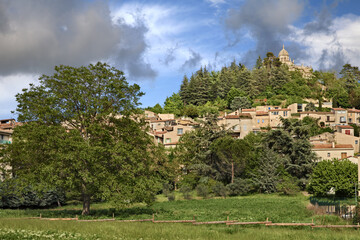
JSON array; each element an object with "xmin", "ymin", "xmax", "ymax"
[
  {"xmin": 231, "ymin": 161, "xmax": 234, "ymax": 184},
  {"xmin": 81, "ymin": 183, "xmax": 90, "ymax": 215},
  {"xmin": 82, "ymin": 193, "xmax": 91, "ymax": 215}
]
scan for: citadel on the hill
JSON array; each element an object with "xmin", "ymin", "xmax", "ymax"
[{"xmin": 278, "ymin": 45, "xmax": 313, "ymax": 78}]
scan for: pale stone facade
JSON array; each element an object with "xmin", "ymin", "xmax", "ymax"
[
  {"xmin": 312, "ymin": 143, "xmax": 354, "ymax": 161},
  {"xmin": 278, "ymin": 45, "xmax": 313, "ymax": 78}
]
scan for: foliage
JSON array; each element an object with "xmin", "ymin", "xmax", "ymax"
[
  {"xmin": 4, "ymin": 63, "xmax": 167, "ymax": 215},
  {"xmin": 305, "ymin": 102, "xmax": 316, "ymax": 111},
  {"xmin": 163, "ymin": 93, "xmax": 183, "ymax": 116},
  {"xmin": 0, "ymin": 179, "xmax": 65, "ymax": 209},
  {"xmin": 196, "ymin": 184, "xmax": 209, "ymax": 198},
  {"xmin": 212, "ymin": 182, "xmax": 227, "ymax": 197},
  {"xmin": 308, "ymin": 159, "xmax": 358, "ymax": 197},
  {"xmin": 226, "ymin": 178, "xmax": 253, "ymax": 196},
  {"xmin": 147, "ymin": 103, "xmax": 163, "ymax": 114},
  {"xmin": 230, "ymin": 96, "xmax": 252, "ymax": 110},
  {"xmin": 179, "ymin": 185, "xmax": 192, "ymax": 200}
]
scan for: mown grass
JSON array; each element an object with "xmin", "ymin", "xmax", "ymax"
[
  {"xmin": 0, "ymin": 193, "xmax": 356, "ymax": 239},
  {"xmin": 1, "ymin": 219, "xmax": 360, "ymax": 240}
]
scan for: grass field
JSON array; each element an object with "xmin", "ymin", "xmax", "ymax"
[{"xmin": 0, "ymin": 193, "xmax": 358, "ymax": 239}]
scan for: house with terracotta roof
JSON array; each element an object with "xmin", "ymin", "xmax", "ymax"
[
  {"xmin": 312, "ymin": 143, "xmax": 354, "ymax": 161},
  {"xmin": 269, "ymin": 108, "xmax": 291, "ymax": 127},
  {"xmin": 218, "ymin": 113, "xmax": 253, "ymax": 139},
  {"xmin": 310, "ymin": 131, "xmax": 360, "ymax": 154},
  {"xmin": 332, "ymin": 108, "xmax": 348, "ymax": 125},
  {"xmin": 0, "ymin": 129, "xmax": 12, "ymax": 144},
  {"xmin": 347, "ymin": 108, "xmax": 360, "ymax": 124},
  {"xmin": 299, "ymin": 111, "xmax": 335, "ymax": 126}
]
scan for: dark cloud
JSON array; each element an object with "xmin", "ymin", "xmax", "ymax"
[
  {"xmin": 0, "ymin": 0, "xmax": 156, "ymax": 79},
  {"xmin": 162, "ymin": 45, "xmax": 178, "ymax": 66},
  {"xmin": 225, "ymin": 0, "xmax": 304, "ymax": 66},
  {"xmin": 181, "ymin": 49, "xmax": 202, "ymax": 70}
]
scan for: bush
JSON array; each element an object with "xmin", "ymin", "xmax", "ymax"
[
  {"xmin": 353, "ymin": 204, "xmax": 360, "ymax": 224},
  {"xmin": 0, "ymin": 179, "xmax": 65, "ymax": 208},
  {"xmin": 196, "ymin": 184, "xmax": 209, "ymax": 198},
  {"xmin": 226, "ymin": 179, "xmax": 252, "ymax": 196},
  {"xmin": 162, "ymin": 182, "xmax": 173, "ymax": 196},
  {"xmin": 180, "ymin": 185, "xmax": 192, "ymax": 200},
  {"xmin": 276, "ymin": 175, "xmax": 300, "ymax": 195},
  {"xmin": 212, "ymin": 182, "xmax": 227, "ymax": 197},
  {"xmin": 167, "ymin": 193, "xmax": 175, "ymax": 201}
]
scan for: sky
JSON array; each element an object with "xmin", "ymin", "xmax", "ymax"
[{"xmin": 1, "ymin": 0, "xmax": 360, "ymax": 119}]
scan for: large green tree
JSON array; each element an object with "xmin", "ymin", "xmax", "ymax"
[{"xmin": 3, "ymin": 62, "xmax": 166, "ymax": 215}]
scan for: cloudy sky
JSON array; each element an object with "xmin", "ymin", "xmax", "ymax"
[{"xmin": 1, "ymin": 0, "xmax": 360, "ymax": 119}]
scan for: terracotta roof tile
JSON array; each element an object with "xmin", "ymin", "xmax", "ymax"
[
  {"xmin": 268, "ymin": 108, "xmax": 290, "ymax": 112},
  {"xmin": 337, "ymin": 125, "xmax": 353, "ymax": 129},
  {"xmin": 312, "ymin": 143, "xmax": 353, "ymax": 149}
]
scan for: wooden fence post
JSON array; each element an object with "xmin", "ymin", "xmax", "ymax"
[{"xmin": 152, "ymin": 214, "xmax": 155, "ymax": 223}]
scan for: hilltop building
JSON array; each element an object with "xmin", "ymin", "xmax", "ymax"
[{"xmin": 278, "ymin": 45, "xmax": 313, "ymax": 78}]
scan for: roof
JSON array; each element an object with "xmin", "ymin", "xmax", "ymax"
[
  {"xmin": 242, "ymin": 109, "xmax": 256, "ymax": 112},
  {"xmin": 300, "ymin": 111, "xmax": 334, "ymax": 115},
  {"xmin": 268, "ymin": 108, "xmax": 290, "ymax": 112},
  {"xmin": 348, "ymin": 109, "xmax": 360, "ymax": 113},
  {"xmin": 225, "ymin": 113, "xmax": 252, "ymax": 119},
  {"xmin": 225, "ymin": 115, "xmax": 239, "ymax": 119},
  {"xmin": 164, "ymin": 141, "xmax": 178, "ymax": 145},
  {"xmin": 256, "ymin": 111, "xmax": 269, "ymax": 116},
  {"xmin": 150, "ymin": 119, "xmax": 175, "ymax": 123},
  {"xmin": 312, "ymin": 144, "xmax": 353, "ymax": 149},
  {"xmin": 337, "ymin": 125, "xmax": 354, "ymax": 129},
  {"xmin": 278, "ymin": 45, "xmax": 289, "ymax": 57}
]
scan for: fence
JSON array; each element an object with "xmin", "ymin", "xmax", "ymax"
[
  {"xmin": 310, "ymin": 196, "xmax": 356, "ymax": 219},
  {"xmin": 7, "ymin": 214, "xmax": 360, "ymax": 229}
]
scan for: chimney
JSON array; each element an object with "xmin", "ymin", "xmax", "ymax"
[{"xmin": 332, "ymin": 142, "xmax": 335, "ymax": 148}]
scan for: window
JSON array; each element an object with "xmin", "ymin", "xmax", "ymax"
[
  {"xmin": 165, "ymin": 138, "xmax": 171, "ymax": 143},
  {"xmin": 327, "ymin": 116, "xmax": 330, "ymax": 122},
  {"xmin": 349, "ymin": 118, "xmax": 352, "ymax": 123},
  {"xmin": 345, "ymin": 130, "xmax": 351, "ymax": 135},
  {"xmin": 177, "ymin": 128, "xmax": 183, "ymax": 135},
  {"xmin": 283, "ymin": 111, "xmax": 288, "ymax": 117},
  {"xmin": 262, "ymin": 119, "xmax": 264, "ymax": 123},
  {"xmin": 341, "ymin": 152, "xmax": 347, "ymax": 159},
  {"xmin": 257, "ymin": 120, "xmax": 260, "ymax": 123},
  {"xmin": 356, "ymin": 140, "xmax": 358, "ymax": 144},
  {"xmin": 272, "ymin": 112, "xmax": 279, "ymax": 115},
  {"xmin": 327, "ymin": 153, "xmax": 331, "ymax": 157},
  {"xmin": 340, "ymin": 116, "xmax": 346, "ymax": 123}
]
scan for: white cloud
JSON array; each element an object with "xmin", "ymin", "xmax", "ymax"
[
  {"xmin": 289, "ymin": 14, "xmax": 360, "ymax": 70},
  {"xmin": 0, "ymin": 74, "xmax": 38, "ymax": 119}
]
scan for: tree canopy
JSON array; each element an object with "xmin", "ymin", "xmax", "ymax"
[{"xmin": 3, "ymin": 62, "xmax": 167, "ymax": 215}]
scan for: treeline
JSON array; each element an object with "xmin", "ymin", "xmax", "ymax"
[
  {"xmin": 148, "ymin": 53, "xmax": 360, "ymax": 116},
  {"xmin": 168, "ymin": 117, "xmax": 317, "ymax": 197},
  {"xmin": 164, "ymin": 116, "xmax": 356, "ymax": 198}
]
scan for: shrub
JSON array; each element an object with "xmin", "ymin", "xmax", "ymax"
[
  {"xmin": 226, "ymin": 178, "xmax": 252, "ymax": 196},
  {"xmin": 180, "ymin": 185, "xmax": 192, "ymax": 200},
  {"xmin": 196, "ymin": 184, "xmax": 209, "ymax": 198},
  {"xmin": 167, "ymin": 193, "xmax": 175, "ymax": 201},
  {"xmin": 162, "ymin": 182, "xmax": 173, "ymax": 196},
  {"xmin": 276, "ymin": 175, "xmax": 300, "ymax": 195},
  {"xmin": 212, "ymin": 182, "xmax": 227, "ymax": 197}
]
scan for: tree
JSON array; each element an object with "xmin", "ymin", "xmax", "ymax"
[
  {"xmin": 4, "ymin": 62, "xmax": 167, "ymax": 215},
  {"xmin": 230, "ymin": 97, "xmax": 252, "ymax": 111},
  {"xmin": 305, "ymin": 102, "xmax": 316, "ymax": 112},
  {"xmin": 308, "ymin": 160, "xmax": 358, "ymax": 197},
  {"xmin": 163, "ymin": 93, "xmax": 183, "ymax": 116}
]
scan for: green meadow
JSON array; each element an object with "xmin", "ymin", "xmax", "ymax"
[{"xmin": 0, "ymin": 193, "xmax": 358, "ymax": 240}]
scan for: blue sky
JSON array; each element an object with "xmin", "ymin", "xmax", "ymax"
[{"xmin": 1, "ymin": 0, "xmax": 360, "ymax": 119}]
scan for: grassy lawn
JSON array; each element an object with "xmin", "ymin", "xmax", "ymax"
[{"xmin": 0, "ymin": 193, "xmax": 357, "ymax": 239}]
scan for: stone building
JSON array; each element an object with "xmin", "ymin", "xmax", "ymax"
[{"xmin": 278, "ymin": 45, "xmax": 313, "ymax": 78}]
